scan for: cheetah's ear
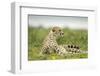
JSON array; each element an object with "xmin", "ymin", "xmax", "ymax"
[{"xmin": 52, "ymin": 28, "xmax": 55, "ymax": 32}]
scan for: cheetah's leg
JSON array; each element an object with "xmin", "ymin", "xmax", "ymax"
[
  {"xmin": 40, "ymin": 46, "xmax": 51, "ymax": 56},
  {"xmin": 55, "ymin": 45, "xmax": 68, "ymax": 56}
]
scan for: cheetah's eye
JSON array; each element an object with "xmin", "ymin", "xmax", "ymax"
[{"xmin": 59, "ymin": 30, "xmax": 61, "ymax": 31}]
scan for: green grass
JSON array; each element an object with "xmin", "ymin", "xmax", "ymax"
[{"xmin": 28, "ymin": 26, "xmax": 88, "ymax": 61}]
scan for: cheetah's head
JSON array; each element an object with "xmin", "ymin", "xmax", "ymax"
[{"xmin": 51, "ymin": 26, "xmax": 64, "ymax": 38}]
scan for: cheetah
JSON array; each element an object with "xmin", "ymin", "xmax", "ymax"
[
  {"xmin": 40, "ymin": 26, "xmax": 67, "ymax": 56},
  {"xmin": 40, "ymin": 26, "xmax": 85, "ymax": 56}
]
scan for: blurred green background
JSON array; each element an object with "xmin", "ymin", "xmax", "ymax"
[{"xmin": 28, "ymin": 26, "xmax": 88, "ymax": 61}]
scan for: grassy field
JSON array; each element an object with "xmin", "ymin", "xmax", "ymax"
[{"xmin": 28, "ymin": 26, "xmax": 88, "ymax": 61}]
